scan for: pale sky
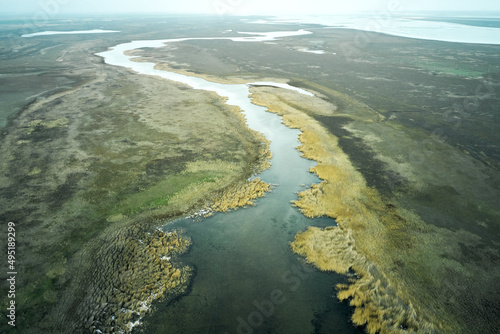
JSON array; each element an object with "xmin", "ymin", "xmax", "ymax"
[{"xmin": 1, "ymin": 0, "xmax": 500, "ymax": 16}]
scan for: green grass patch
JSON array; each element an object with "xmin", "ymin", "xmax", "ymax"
[{"xmin": 110, "ymin": 172, "xmax": 221, "ymax": 216}]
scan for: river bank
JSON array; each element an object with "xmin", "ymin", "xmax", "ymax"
[
  {"xmin": 250, "ymin": 86, "xmax": 440, "ymax": 332},
  {"xmin": 97, "ymin": 30, "xmax": 374, "ymax": 334},
  {"xmin": 99, "ymin": 28, "xmax": 441, "ymax": 333}
]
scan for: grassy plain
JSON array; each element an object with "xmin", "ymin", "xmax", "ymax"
[{"xmin": 0, "ymin": 17, "xmax": 271, "ymax": 333}]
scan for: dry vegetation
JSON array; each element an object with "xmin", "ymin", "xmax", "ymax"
[
  {"xmin": 74, "ymin": 228, "xmax": 192, "ymax": 333},
  {"xmin": 210, "ymin": 178, "xmax": 271, "ymax": 212}
]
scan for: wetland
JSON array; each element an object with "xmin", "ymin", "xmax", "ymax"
[{"xmin": 1, "ymin": 14, "xmax": 499, "ymax": 334}]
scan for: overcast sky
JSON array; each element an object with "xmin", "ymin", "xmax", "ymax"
[{"xmin": 1, "ymin": 0, "xmax": 500, "ymax": 16}]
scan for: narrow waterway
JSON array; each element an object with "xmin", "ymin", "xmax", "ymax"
[{"xmin": 97, "ymin": 31, "xmax": 365, "ymax": 334}]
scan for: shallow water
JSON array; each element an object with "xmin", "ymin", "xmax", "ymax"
[
  {"xmin": 21, "ymin": 29, "xmax": 120, "ymax": 37},
  {"xmin": 269, "ymin": 14, "xmax": 500, "ymax": 45},
  {"xmin": 148, "ymin": 208, "xmax": 361, "ymax": 333},
  {"xmin": 98, "ymin": 32, "xmax": 365, "ymax": 333}
]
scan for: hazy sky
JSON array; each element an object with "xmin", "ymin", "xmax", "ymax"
[{"xmin": 1, "ymin": 0, "xmax": 500, "ymax": 16}]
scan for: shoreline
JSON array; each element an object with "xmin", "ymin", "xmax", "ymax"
[
  {"xmin": 122, "ymin": 52, "xmax": 447, "ymax": 331},
  {"xmin": 59, "ymin": 88, "xmax": 275, "ymax": 333}
]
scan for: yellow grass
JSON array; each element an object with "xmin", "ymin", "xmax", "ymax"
[
  {"xmin": 211, "ymin": 178, "xmax": 271, "ymax": 212},
  {"xmin": 78, "ymin": 228, "xmax": 192, "ymax": 333}
]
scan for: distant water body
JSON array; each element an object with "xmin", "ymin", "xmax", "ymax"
[
  {"xmin": 263, "ymin": 14, "xmax": 500, "ymax": 45},
  {"xmin": 21, "ymin": 29, "xmax": 119, "ymax": 37}
]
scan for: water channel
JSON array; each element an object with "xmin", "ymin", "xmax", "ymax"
[{"xmin": 97, "ymin": 31, "xmax": 364, "ymax": 334}]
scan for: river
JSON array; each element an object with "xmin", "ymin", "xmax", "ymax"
[{"xmin": 97, "ymin": 31, "xmax": 364, "ymax": 334}]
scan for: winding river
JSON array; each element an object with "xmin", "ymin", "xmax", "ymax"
[{"xmin": 97, "ymin": 31, "xmax": 364, "ymax": 334}]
